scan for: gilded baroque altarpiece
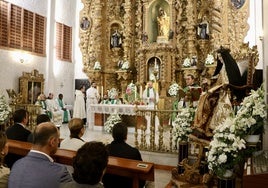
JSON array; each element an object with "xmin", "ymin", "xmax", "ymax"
[{"xmin": 79, "ymin": 0, "xmax": 249, "ymax": 106}]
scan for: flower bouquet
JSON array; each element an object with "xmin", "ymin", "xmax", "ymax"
[
  {"xmin": 205, "ymin": 54, "xmax": 215, "ymax": 65},
  {"xmin": 121, "ymin": 60, "xmax": 129, "ymax": 70},
  {"xmin": 183, "ymin": 57, "xmax": 191, "ymax": 67},
  {"xmin": 168, "ymin": 83, "xmax": 180, "ymax": 97},
  {"xmin": 104, "ymin": 114, "xmax": 121, "ymax": 133},
  {"xmin": 0, "ymin": 94, "xmax": 12, "ymax": 125},
  {"xmin": 207, "ymin": 117, "xmax": 246, "ymax": 178},
  {"xmin": 93, "ymin": 61, "xmax": 101, "ymax": 70},
  {"xmin": 172, "ymin": 107, "xmax": 195, "ymax": 144},
  {"xmin": 234, "ymin": 85, "xmax": 266, "ymax": 137}
]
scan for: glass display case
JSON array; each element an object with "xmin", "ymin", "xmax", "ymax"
[{"xmin": 19, "ymin": 69, "xmax": 44, "ymax": 104}]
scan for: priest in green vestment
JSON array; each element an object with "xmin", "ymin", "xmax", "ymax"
[{"xmin": 56, "ymin": 93, "xmax": 71, "ymax": 123}]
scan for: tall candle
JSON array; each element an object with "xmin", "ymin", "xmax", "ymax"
[
  {"xmin": 139, "ymin": 85, "xmax": 142, "ymax": 98},
  {"xmin": 101, "ymin": 86, "xmax": 103, "ymax": 98},
  {"xmin": 134, "ymin": 86, "xmax": 137, "ymax": 101}
]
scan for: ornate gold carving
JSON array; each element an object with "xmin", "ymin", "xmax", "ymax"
[
  {"xmin": 19, "ymin": 69, "xmax": 44, "ymax": 104},
  {"xmin": 79, "ymin": 0, "xmax": 250, "ymax": 104}
]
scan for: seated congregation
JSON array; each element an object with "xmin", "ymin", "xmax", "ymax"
[{"xmin": 1, "ymin": 109, "xmax": 153, "ymax": 188}]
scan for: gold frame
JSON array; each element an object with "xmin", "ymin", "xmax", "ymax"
[{"xmin": 19, "ymin": 69, "xmax": 45, "ymax": 104}]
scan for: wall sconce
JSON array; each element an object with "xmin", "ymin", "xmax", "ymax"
[{"xmin": 20, "ymin": 59, "xmax": 24, "ymax": 64}]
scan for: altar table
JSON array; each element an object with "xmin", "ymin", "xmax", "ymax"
[{"xmin": 89, "ymin": 104, "xmax": 153, "ymax": 127}]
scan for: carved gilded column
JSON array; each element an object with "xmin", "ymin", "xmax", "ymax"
[
  {"xmin": 89, "ymin": 1, "xmax": 103, "ymax": 63},
  {"xmin": 122, "ymin": 0, "xmax": 132, "ymax": 61},
  {"xmin": 185, "ymin": 0, "xmax": 197, "ymax": 57}
]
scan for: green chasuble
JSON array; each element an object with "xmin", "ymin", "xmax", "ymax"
[{"xmin": 58, "ymin": 99, "xmax": 68, "ymax": 122}]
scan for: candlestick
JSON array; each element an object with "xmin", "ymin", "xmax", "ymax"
[
  {"xmin": 134, "ymin": 86, "xmax": 137, "ymax": 101},
  {"xmin": 139, "ymin": 85, "xmax": 142, "ymax": 99}
]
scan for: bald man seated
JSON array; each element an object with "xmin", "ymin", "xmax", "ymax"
[{"xmin": 8, "ymin": 122, "xmax": 72, "ymax": 188}]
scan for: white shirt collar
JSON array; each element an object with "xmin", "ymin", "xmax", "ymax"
[
  {"xmin": 30, "ymin": 149, "xmax": 54, "ymax": 162},
  {"xmin": 17, "ymin": 123, "xmax": 26, "ymax": 129}
]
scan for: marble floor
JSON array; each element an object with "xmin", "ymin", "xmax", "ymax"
[{"xmin": 60, "ymin": 124, "xmax": 174, "ymax": 188}]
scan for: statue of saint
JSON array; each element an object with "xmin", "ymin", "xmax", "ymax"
[
  {"xmin": 110, "ymin": 30, "xmax": 122, "ymax": 48},
  {"xmin": 197, "ymin": 16, "xmax": 209, "ymax": 39},
  {"xmin": 157, "ymin": 7, "xmax": 170, "ymax": 38}
]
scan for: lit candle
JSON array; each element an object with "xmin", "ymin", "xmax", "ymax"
[{"xmin": 134, "ymin": 86, "xmax": 137, "ymax": 101}]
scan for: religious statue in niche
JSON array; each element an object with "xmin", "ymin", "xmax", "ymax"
[
  {"xmin": 157, "ymin": 7, "xmax": 170, "ymax": 38},
  {"xmin": 197, "ymin": 16, "xmax": 209, "ymax": 40},
  {"xmin": 148, "ymin": 58, "xmax": 160, "ymax": 82},
  {"xmin": 141, "ymin": 32, "xmax": 148, "ymax": 43},
  {"xmin": 80, "ymin": 17, "xmax": 90, "ymax": 30},
  {"xmin": 110, "ymin": 30, "xmax": 122, "ymax": 48},
  {"xmin": 231, "ymin": 0, "xmax": 245, "ymax": 9}
]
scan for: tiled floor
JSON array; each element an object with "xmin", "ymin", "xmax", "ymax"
[{"xmin": 60, "ymin": 124, "xmax": 173, "ymax": 188}]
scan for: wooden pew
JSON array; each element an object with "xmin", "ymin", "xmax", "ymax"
[{"xmin": 7, "ymin": 139, "xmax": 154, "ymax": 188}]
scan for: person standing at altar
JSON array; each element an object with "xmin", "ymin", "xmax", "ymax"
[
  {"xmin": 86, "ymin": 82, "xmax": 100, "ymax": 127},
  {"xmin": 73, "ymin": 85, "xmax": 86, "ymax": 125},
  {"xmin": 142, "ymin": 81, "xmax": 159, "ymax": 134},
  {"xmin": 183, "ymin": 74, "xmax": 201, "ymax": 107},
  {"xmin": 142, "ymin": 81, "xmax": 159, "ymax": 107}
]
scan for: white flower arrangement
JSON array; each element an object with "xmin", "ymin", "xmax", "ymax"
[
  {"xmin": 108, "ymin": 88, "xmax": 118, "ymax": 99},
  {"xmin": 234, "ymin": 85, "xmax": 266, "ymax": 136},
  {"xmin": 172, "ymin": 107, "xmax": 195, "ymax": 144},
  {"xmin": 207, "ymin": 116, "xmax": 246, "ymax": 177},
  {"xmin": 183, "ymin": 57, "xmax": 191, "ymax": 67},
  {"xmin": 168, "ymin": 83, "xmax": 181, "ymax": 97},
  {"xmin": 207, "ymin": 85, "xmax": 266, "ymax": 177},
  {"xmin": 0, "ymin": 94, "xmax": 12, "ymax": 125},
  {"xmin": 121, "ymin": 60, "xmax": 129, "ymax": 70},
  {"xmin": 93, "ymin": 61, "xmax": 101, "ymax": 70},
  {"xmin": 104, "ymin": 114, "xmax": 121, "ymax": 133},
  {"xmin": 205, "ymin": 54, "xmax": 215, "ymax": 65}
]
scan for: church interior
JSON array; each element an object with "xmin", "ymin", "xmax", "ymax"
[{"xmin": 1, "ymin": 0, "xmax": 268, "ymax": 187}]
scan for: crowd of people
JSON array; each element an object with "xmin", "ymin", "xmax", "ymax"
[
  {"xmin": 0, "ymin": 107, "xmax": 145, "ymax": 187},
  {"xmin": 0, "ymin": 77, "xmax": 203, "ymax": 187}
]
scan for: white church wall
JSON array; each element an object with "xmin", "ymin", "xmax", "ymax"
[
  {"xmin": 0, "ymin": 0, "xmax": 78, "ymax": 105},
  {"xmin": 0, "ymin": 49, "xmax": 46, "ymax": 97},
  {"xmin": 262, "ymin": 0, "xmax": 268, "ymax": 150},
  {"xmin": 245, "ymin": 0, "xmax": 263, "ymax": 70}
]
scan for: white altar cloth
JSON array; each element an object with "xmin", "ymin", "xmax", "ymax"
[
  {"xmin": 89, "ymin": 104, "xmax": 159, "ymax": 133},
  {"xmin": 89, "ymin": 104, "xmax": 150, "ymax": 116}
]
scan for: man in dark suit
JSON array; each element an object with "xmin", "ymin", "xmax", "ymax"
[
  {"xmin": 103, "ymin": 122, "xmax": 145, "ymax": 188},
  {"xmin": 8, "ymin": 122, "xmax": 72, "ymax": 187},
  {"xmin": 5, "ymin": 109, "xmax": 31, "ymax": 168}
]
